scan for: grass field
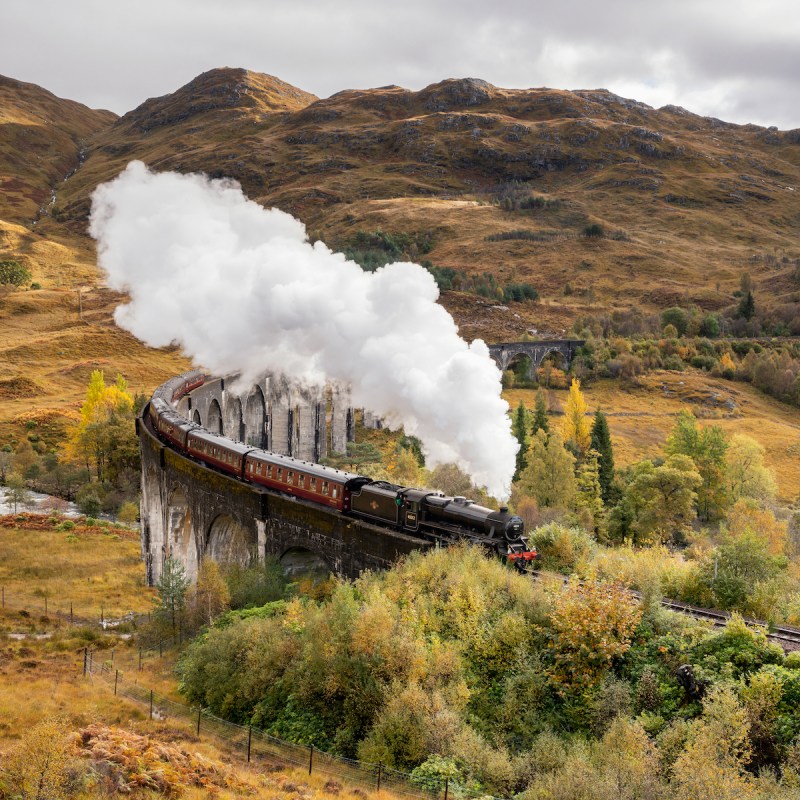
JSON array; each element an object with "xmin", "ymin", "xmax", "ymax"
[
  {"xmin": 0, "ymin": 521, "xmax": 152, "ymax": 620},
  {"xmin": 0, "ymin": 520, "xmax": 403, "ymax": 800}
]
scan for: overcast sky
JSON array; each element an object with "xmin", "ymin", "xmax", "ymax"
[{"xmin": 3, "ymin": 0, "xmax": 799, "ymax": 129}]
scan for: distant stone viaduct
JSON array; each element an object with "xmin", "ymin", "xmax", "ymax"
[
  {"xmin": 139, "ymin": 339, "xmax": 583, "ymax": 585},
  {"xmin": 487, "ymin": 340, "xmax": 584, "ymax": 379}
]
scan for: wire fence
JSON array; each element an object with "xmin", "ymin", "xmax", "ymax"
[
  {"xmin": 0, "ymin": 587, "xmax": 193, "ymax": 671},
  {"xmin": 0, "ymin": 585, "xmax": 150, "ymax": 629},
  {"xmin": 85, "ymin": 651, "xmax": 496, "ymax": 800}
]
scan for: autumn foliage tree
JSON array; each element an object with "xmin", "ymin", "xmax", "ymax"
[
  {"xmin": 516, "ymin": 429, "xmax": 576, "ymax": 509},
  {"xmin": 68, "ymin": 370, "xmax": 138, "ymax": 485},
  {"xmin": 561, "ymin": 377, "xmax": 591, "ymax": 457},
  {"xmin": 546, "ymin": 578, "xmax": 642, "ymax": 693}
]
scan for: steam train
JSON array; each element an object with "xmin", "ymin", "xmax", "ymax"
[{"xmin": 147, "ymin": 372, "xmax": 537, "ymax": 568}]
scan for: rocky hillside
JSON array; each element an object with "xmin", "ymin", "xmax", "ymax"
[{"xmin": 1, "ymin": 67, "xmax": 799, "ymax": 341}]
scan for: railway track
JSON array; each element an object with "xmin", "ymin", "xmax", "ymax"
[{"xmin": 529, "ymin": 569, "xmax": 800, "ymax": 651}]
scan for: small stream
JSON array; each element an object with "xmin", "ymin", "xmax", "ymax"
[{"xmin": 0, "ymin": 490, "xmax": 81, "ymax": 517}]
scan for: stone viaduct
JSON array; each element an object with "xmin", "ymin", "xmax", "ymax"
[
  {"xmin": 488, "ymin": 339, "xmax": 584, "ymax": 380},
  {"xmin": 140, "ymin": 339, "xmax": 582, "ymax": 586},
  {"xmin": 139, "ymin": 374, "xmax": 430, "ymax": 586}
]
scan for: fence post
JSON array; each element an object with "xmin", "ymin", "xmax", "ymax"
[
  {"xmin": 89, "ymin": 649, "xmax": 93, "ymax": 673},
  {"xmin": 377, "ymin": 762, "xmax": 382, "ymax": 792},
  {"xmin": 139, "ymin": 648, "xmax": 143, "ymax": 671},
  {"xmin": 149, "ymin": 690, "xmax": 153, "ymax": 719},
  {"xmin": 309, "ymin": 744, "xmax": 314, "ymax": 775},
  {"xmin": 114, "ymin": 669, "xmax": 119, "ymax": 696},
  {"xmin": 444, "ymin": 777, "xmax": 449, "ymax": 800},
  {"xmin": 44, "ymin": 596, "xmax": 48, "ymax": 616},
  {"xmin": 83, "ymin": 647, "xmax": 87, "ymax": 676},
  {"xmin": 70, "ymin": 602, "xmax": 73, "ymax": 624},
  {"xmin": 247, "ymin": 725, "xmax": 252, "ymax": 763},
  {"xmin": 101, "ymin": 606, "xmax": 104, "ymax": 625},
  {"xmin": 197, "ymin": 707, "xmax": 201, "ymax": 737}
]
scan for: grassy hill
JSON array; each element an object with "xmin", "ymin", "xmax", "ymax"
[{"xmin": 0, "ymin": 67, "xmax": 798, "ymax": 456}]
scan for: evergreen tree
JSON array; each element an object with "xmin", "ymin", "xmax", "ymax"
[
  {"xmin": 575, "ymin": 449, "xmax": 605, "ymax": 535},
  {"xmin": 155, "ymin": 554, "xmax": 189, "ymax": 631},
  {"xmin": 590, "ymin": 410, "xmax": 615, "ymax": 503},
  {"xmin": 532, "ymin": 390, "xmax": 549, "ymax": 437},
  {"xmin": 737, "ymin": 290, "xmax": 755, "ymax": 320},
  {"xmin": 512, "ymin": 401, "xmax": 529, "ymax": 481}
]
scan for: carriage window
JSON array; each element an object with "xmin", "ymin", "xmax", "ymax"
[
  {"xmin": 277, "ymin": 469, "xmax": 283, "ymax": 481},
  {"xmin": 267, "ymin": 466, "xmax": 273, "ymax": 478},
  {"xmin": 310, "ymin": 477, "xmax": 317, "ymax": 492},
  {"xmin": 332, "ymin": 487, "xmax": 338, "ymax": 498},
  {"xmin": 298, "ymin": 475, "xmax": 305, "ymax": 487},
  {"xmin": 288, "ymin": 471, "xmax": 294, "ymax": 484},
  {"xmin": 322, "ymin": 481, "xmax": 329, "ymax": 496}
]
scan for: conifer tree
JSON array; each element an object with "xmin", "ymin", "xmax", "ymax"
[
  {"xmin": 532, "ymin": 390, "xmax": 549, "ymax": 437},
  {"xmin": 590, "ymin": 410, "xmax": 615, "ymax": 503},
  {"xmin": 155, "ymin": 554, "xmax": 189, "ymax": 631},
  {"xmin": 512, "ymin": 401, "xmax": 528, "ymax": 481},
  {"xmin": 575, "ymin": 449, "xmax": 605, "ymax": 534},
  {"xmin": 737, "ymin": 290, "xmax": 755, "ymax": 320},
  {"xmin": 561, "ymin": 378, "xmax": 591, "ymax": 457}
]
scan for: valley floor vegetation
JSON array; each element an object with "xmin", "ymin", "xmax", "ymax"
[
  {"xmin": 1, "ymin": 369, "xmax": 143, "ymax": 521},
  {"xmin": 175, "ymin": 545, "xmax": 800, "ymax": 800}
]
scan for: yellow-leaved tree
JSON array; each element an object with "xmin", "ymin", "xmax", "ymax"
[
  {"xmin": 68, "ymin": 370, "xmax": 137, "ymax": 483},
  {"xmin": 561, "ymin": 377, "xmax": 591, "ymax": 457}
]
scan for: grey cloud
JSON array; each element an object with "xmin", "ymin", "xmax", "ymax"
[{"xmin": 1, "ymin": 0, "xmax": 798, "ymax": 128}]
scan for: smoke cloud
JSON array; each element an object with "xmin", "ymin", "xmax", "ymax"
[{"xmin": 90, "ymin": 161, "xmax": 517, "ymax": 497}]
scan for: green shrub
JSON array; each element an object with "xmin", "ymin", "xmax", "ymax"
[
  {"xmin": 30, "ymin": 282, "xmax": 41, "ymax": 290},
  {"xmin": 75, "ymin": 483, "xmax": 103, "ymax": 517},
  {"xmin": 583, "ymin": 223, "xmax": 605, "ymax": 238},
  {"xmin": 57, "ymin": 520, "xmax": 75, "ymax": 531},
  {"xmin": 690, "ymin": 355, "xmax": 717, "ymax": 371},
  {"xmin": 0, "ymin": 260, "xmax": 32, "ymax": 286}
]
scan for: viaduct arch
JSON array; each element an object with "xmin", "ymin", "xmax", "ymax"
[
  {"xmin": 487, "ymin": 340, "xmax": 584, "ymax": 380},
  {"xmin": 139, "ymin": 374, "xmax": 430, "ymax": 586}
]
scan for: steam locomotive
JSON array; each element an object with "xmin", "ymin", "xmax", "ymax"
[{"xmin": 147, "ymin": 372, "xmax": 537, "ymax": 568}]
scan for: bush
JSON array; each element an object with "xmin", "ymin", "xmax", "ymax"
[
  {"xmin": 661, "ymin": 307, "xmax": 689, "ymax": 336},
  {"xmin": 30, "ymin": 282, "xmax": 41, "ymax": 290},
  {"xmin": 117, "ymin": 501, "xmax": 139, "ymax": 525},
  {"xmin": 0, "ymin": 260, "xmax": 32, "ymax": 286},
  {"xmin": 502, "ymin": 282, "xmax": 539, "ymax": 302},
  {"xmin": 663, "ymin": 354, "xmax": 685, "ymax": 371},
  {"xmin": 75, "ymin": 483, "xmax": 103, "ymax": 517},
  {"xmin": 224, "ymin": 560, "xmax": 290, "ymax": 609},
  {"xmin": 699, "ymin": 313, "xmax": 721, "ymax": 337},
  {"xmin": 528, "ymin": 522, "xmax": 595, "ymax": 573},
  {"xmin": 583, "ymin": 223, "xmax": 605, "ymax": 238},
  {"xmin": 56, "ymin": 520, "xmax": 75, "ymax": 531}
]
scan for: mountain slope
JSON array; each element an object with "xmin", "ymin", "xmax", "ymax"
[
  {"xmin": 0, "ymin": 75, "xmax": 116, "ymax": 224},
  {"xmin": 44, "ymin": 72, "xmax": 800, "ymax": 338}
]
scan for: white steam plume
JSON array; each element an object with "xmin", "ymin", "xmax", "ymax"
[{"xmin": 90, "ymin": 161, "xmax": 517, "ymax": 498}]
